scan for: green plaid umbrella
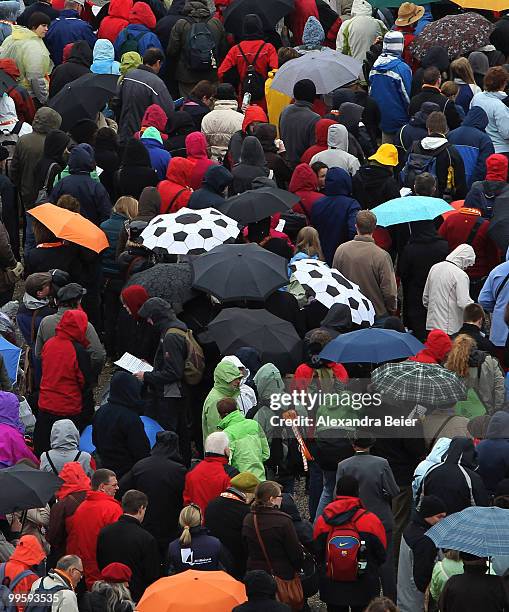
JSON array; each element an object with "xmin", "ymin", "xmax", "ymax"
[{"xmin": 371, "ymin": 362, "xmax": 467, "ymax": 406}]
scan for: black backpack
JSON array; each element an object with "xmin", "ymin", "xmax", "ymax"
[
  {"xmin": 185, "ymin": 20, "xmax": 217, "ymax": 71},
  {"xmin": 238, "ymin": 43, "xmax": 266, "ymax": 101}
]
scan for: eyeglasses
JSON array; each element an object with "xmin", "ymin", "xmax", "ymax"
[{"xmin": 72, "ymin": 567, "xmax": 84, "ymax": 576}]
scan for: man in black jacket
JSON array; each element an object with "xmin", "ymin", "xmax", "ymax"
[
  {"xmin": 452, "ymin": 303, "xmax": 498, "ymax": 356},
  {"xmin": 97, "ymin": 489, "xmax": 160, "ymax": 602},
  {"xmin": 409, "ymin": 66, "xmax": 462, "ymax": 131},
  {"xmin": 119, "ymin": 431, "xmax": 187, "ymax": 557},
  {"xmin": 135, "ymin": 297, "xmax": 190, "ymax": 464}
]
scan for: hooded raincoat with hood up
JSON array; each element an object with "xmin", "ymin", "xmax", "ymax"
[
  {"xmin": 397, "ymin": 101, "xmax": 439, "ymax": 153},
  {"xmin": 253, "ymin": 123, "xmax": 292, "ymax": 189},
  {"xmin": 48, "ymin": 40, "xmax": 92, "ymax": 98},
  {"xmin": 39, "ymin": 309, "xmax": 92, "ymax": 417},
  {"xmin": 90, "ymin": 39, "xmax": 120, "ymax": 75},
  {"xmin": 412, "ymin": 437, "xmax": 451, "ymax": 499},
  {"xmin": 92, "ymin": 371, "xmax": 150, "ymax": 478},
  {"xmin": 134, "ymin": 103, "xmax": 168, "ymax": 140},
  {"xmin": 310, "ymin": 124, "xmax": 360, "ymax": 176},
  {"xmin": 185, "ymin": 131, "xmax": 217, "ymax": 190},
  {"xmin": 288, "ymin": 163, "xmax": 322, "ymax": 220},
  {"xmin": 202, "ymin": 360, "xmax": 241, "ymax": 443},
  {"xmin": 225, "ymin": 104, "xmax": 267, "ymax": 169},
  {"xmin": 0, "ymin": 25, "xmax": 52, "ymax": 103},
  {"xmin": 231, "ymin": 135, "xmax": 269, "ymax": 195},
  {"xmin": 0, "ymin": 57, "xmax": 35, "ymax": 123},
  {"xmin": 141, "ymin": 126, "xmax": 171, "ymax": 180},
  {"xmin": 423, "ymin": 244, "xmax": 475, "ymax": 335},
  {"xmin": 98, "ymin": 0, "xmax": 133, "ymax": 43},
  {"xmin": 311, "ymin": 167, "xmax": 361, "ymax": 265},
  {"xmin": 39, "ymin": 419, "xmax": 94, "ymax": 476},
  {"xmin": 50, "ymin": 144, "xmax": 112, "ymax": 225},
  {"xmin": 408, "ymin": 329, "xmax": 452, "ymax": 365},
  {"xmin": 2, "ymin": 535, "xmax": 45, "ymax": 600},
  {"xmin": 337, "ymin": 0, "xmax": 387, "ymax": 62},
  {"xmin": 188, "ymin": 165, "xmax": 232, "ymax": 209},
  {"xmin": 113, "ymin": 2, "xmax": 163, "ymax": 59},
  {"xmin": 157, "ymin": 156, "xmax": 195, "ymax": 213},
  {"xmin": 301, "ymin": 118, "xmax": 337, "ymax": 165},
  {"xmin": 116, "ymin": 138, "xmax": 159, "ymax": 200},
  {"xmin": 0, "ymin": 391, "xmax": 38, "ymax": 468}
]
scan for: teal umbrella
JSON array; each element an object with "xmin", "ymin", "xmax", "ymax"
[
  {"xmin": 368, "ymin": 0, "xmax": 440, "ymax": 7},
  {"xmin": 371, "ymin": 196, "xmax": 453, "ymax": 227}
]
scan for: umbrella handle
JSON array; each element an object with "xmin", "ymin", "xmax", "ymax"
[{"xmin": 20, "ymin": 510, "xmax": 27, "ymax": 532}]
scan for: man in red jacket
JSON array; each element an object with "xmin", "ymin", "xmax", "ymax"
[
  {"xmin": 439, "ymin": 206, "xmax": 500, "ymax": 300},
  {"xmin": 183, "ymin": 431, "xmax": 238, "ymax": 514},
  {"xmin": 66, "ymin": 468, "xmax": 122, "ymax": 589},
  {"xmin": 34, "ymin": 309, "xmax": 93, "ymax": 455}
]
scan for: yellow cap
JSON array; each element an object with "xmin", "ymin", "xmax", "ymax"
[{"xmin": 369, "ymin": 143, "xmax": 399, "ymax": 167}]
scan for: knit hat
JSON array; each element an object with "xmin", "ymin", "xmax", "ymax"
[
  {"xmin": 100, "ymin": 563, "xmax": 132, "ymax": 583},
  {"xmin": 293, "ymin": 79, "xmax": 316, "ymax": 103},
  {"xmin": 230, "ymin": 472, "xmax": 260, "ymax": 493},
  {"xmin": 382, "ymin": 31, "xmax": 404, "ymax": 56},
  {"xmin": 69, "ymin": 118, "xmax": 98, "ymax": 145},
  {"xmin": 369, "ymin": 143, "xmax": 398, "ymax": 167},
  {"xmin": 302, "ymin": 16, "xmax": 325, "ymax": 46},
  {"xmin": 244, "ymin": 570, "xmax": 277, "ymax": 599},
  {"xmin": 395, "ymin": 2, "xmax": 424, "ymax": 27},
  {"xmin": 418, "ymin": 495, "xmax": 447, "ymax": 519},
  {"xmin": 121, "ymin": 285, "xmax": 149, "ymax": 319},
  {"xmin": 25, "ymin": 272, "xmax": 52, "ymax": 298},
  {"xmin": 486, "ymin": 153, "xmax": 508, "ymax": 182},
  {"xmin": 242, "ymin": 13, "xmax": 263, "ymax": 39}
]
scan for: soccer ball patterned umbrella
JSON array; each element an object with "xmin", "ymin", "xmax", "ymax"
[
  {"xmin": 140, "ymin": 208, "xmax": 240, "ymax": 255},
  {"xmin": 289, "ymin": 258, "xmax": 375, "ymax": 325}
]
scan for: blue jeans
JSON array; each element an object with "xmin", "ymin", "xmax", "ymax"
[{"xmin": 314, "ymin": 469, "xmax": 337, "ymax": 523}]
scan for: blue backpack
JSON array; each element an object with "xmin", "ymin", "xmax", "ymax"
[
  {"xmin": 25, "ymin": 576, "xmax": 70, "ymax": 612},
  {"xmin": 0, "ymin": 562, "xmax": 36, "ymax": 612},
  {"xmin": 454, "ymin": 144, "xmax": 478, "ymax": 189}
]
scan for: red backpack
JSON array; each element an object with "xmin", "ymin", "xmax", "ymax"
[{"xmin": 324, "ymin": 507, "xmax": 367, "ymax": 581}]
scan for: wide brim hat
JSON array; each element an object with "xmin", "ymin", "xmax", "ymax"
[{"xmin": 395, "ymin": 2, "xmax": 425, "ymax": 26}]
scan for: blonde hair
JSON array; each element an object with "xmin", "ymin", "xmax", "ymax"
[
  {"xmin": 441, "ymin": 80, "xmax": 459, "ymax": 99},
  {"xmin": 445, "ymin": 334, "xmax": 476, "ymax": 378},
  {"xmin": 295, "ymin": 226, "xmax": 324, "ymax": 260},
  {"xmin": 179, "ymin": 505, "xmax": 201, "ymax": 547},
  {"xmin": 451, "ymin": 57, "xmax": 476, "ymax": 86},
  {"xmin": 114, "ymin": 196, "xmax": 138, "ymax": 220}
]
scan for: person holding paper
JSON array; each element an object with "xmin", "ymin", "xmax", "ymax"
[{"xmin": 135, "ymin": 297, "xmax": 190, "ymax": 466}]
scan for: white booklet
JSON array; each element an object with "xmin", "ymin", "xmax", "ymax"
[{"xmin": 114, "ymin": 353, "xmax": 153, "ymax": 374}]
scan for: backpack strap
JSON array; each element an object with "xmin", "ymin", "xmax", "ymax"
[
  {"xmin": 11, "ymin": 121, "xmax": 22, "ymax": 136},
  {"xmin": 238, "ymin": 42, "xmax": 265, "ymax": 67},
  {"xmin": 465, "ymin": 217, "xmax": 483, "ymax": 246},
  {"xmin": 429, "ymin": 415, "xmax": 456, "ymax": 451},
  {"xmin": 164, "ymin": 188, "xmax": 188, "ymax": 214},
  {"xmin": 44, "ymin": 162, "xmax": 59, "ymax": 191},
  {"xmin": 2, "ymin": 566, "xmax": 36, "ymax": 590},
  {"xmin": 495, "ymin": 271, "xmax": 509, "ymax": 301},
  {"xmin": 253, "ymin": 512, "xmax": 276, "ymax": 576},
  {"xmin": 73, "ymin": 450, "xmax": 81, "ymax": 461},
  {"xmin": 458, "ymin": 464, "xmax": 476, "ymax": 506},
  {"xmin": 44, "ymin": 452, "xmax": 59, "ymax": 476}
]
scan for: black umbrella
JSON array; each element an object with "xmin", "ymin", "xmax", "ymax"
[
  {"xmin": 218, "ymin": 187, "xmax": 298, "ymax": 225},
  {"xmin": 0, "ymin": 464, "xmax": 63, "ymax": 514},
  {"xmin": 223, "ymin": 0, "xmax": 295, "ymax": 36},
  {"xmin": 192, "ymin": 243, "xmax": 289, "ymax": 301},
  {"xmin": 0, "ymin": 69, "xmax": 17, "ymax": 96},
  {"xmin": 48, "ymin": 73, "xmax": 119, "ymax": 131},
  {"xmin": 208, "ymin": 307, "xmax": 302, "ymax": 374}
]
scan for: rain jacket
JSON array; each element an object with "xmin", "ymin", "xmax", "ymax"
[
  {"xmin": 141, "ymin": 126, "xmax": 171, "ymax": 180},
  {"xmin": 351, "ymin": 161, "xmax": 400, "ymax": 210},
  {"xmin": 2, "ymin": 536, "xmax": 45, "ymax": 601},
  {"xmin": 39, "ymin": 419, "xmax": 94, "ymax": 476},
  {"xmin": 185, "ymin": 131, "xmax": 216, "ymax": 190},
  {"xmin": 280, "ymin": 100, "xmax": 320, "ymax": 166},
  {"xmin": 369, "ymin": 43, "xmax": 411, "ymax": 134},
  {"xmin": 48, "ymin": 40, "xmax": 92, "ymax": 99},
  {"xmin": 218, "ymin": 410, "xmax": 269, "ymax": 481},
  {"xmin": 50, "ymin": 144, "xmax": 112, "ymax": 225},
  {"xmin": 231, "ymin": 135, "xmax": 268, "ymax": 195},
  {"xmin": 0, "ymin": 95, "xmax": 31, "ymax": 135},
  {"xmin": 412, "ymin": 437, "xmax": 451, "ymax": 499},
  {"xmin": 0, "ymin": 392, "xmax": 38, "ymax": 468},
  {"xmin": 225, "ymin": 104, "xmax": 267, "ymax": 168},
  {"xmin": 0, "ymin": 25, "xmax": 52, "ymax": 103},
  {"xmin": 264, "ymin": 69, "xmax": 291, "ymax": 138},
  {"xmin": 45, "ymin": 9, "xmax": 97, "ymax": 66},
  {"xmin": 337, "ymin": 0, "xmax": 387, "ymax": 62},
  {"xmin": 92, "ymin": 371, "xmax": 151, "ymax": 478},
  {"xmin": 183, "ymin": 453, "xmax": 237, "ymax": 514},
  {"xmin": 423, "ymin": 244, "xmax": 475, "ymax": 335},
  {"xmin": 288, "ymin": 163, "xmax": 322, "ymax": 220},
  {"xmin": 309, "ymin": 124, "xmax": 360, "ymax": 176},
  {"xmin": 397, "ymin": 101, "xmax": 438, "ymax": 152},
  {"xmin": 39, "ymin": 309, "xmax": 91, "ymax": 417},
  {"xmin": 67, "ymin": 489, "xmax": 122, "ymax": 589},
  {"xmin": 202, "ymin": 361, "xmax": 241, "ymax": 443},
  {"xmin": 471, "ymin": 90, "xmax": 509, "ymax": 154},
  {"xmin": 479, "ymin": 247, "xmax": 509, "ymax": 346},
  {"xmin": 201, "ymin": 98, "xmax": 243, "ymax": 162},
  {"xmin": 311, "ymin": 167, "xmax": 361, "ymax": 265},
  {"xmin": 98, "ymin": 0, "xmax": 132, "ymax": 42},
  {"xmin": 477, "ymin": 411, "xmax": 509, "ymax": 494},
  {"xmin": 408, "ymin": 329, "xmax": 452, "ymax": 364},
  {"xmin": 301, "ymin": 118, "xmax": 337, "ymax": 165},
  {"xmin": 0, "ymin": 57, "xmax": 35, "ymax": 123},
  {"xmin": 113, "ymin": 2, "xmax": 163, "ymax": 60},
  {"xmin": 90, "ymin": 38, "xmax": 120, "ymax": 75},
  {"xmin": 157, "ymin": 157, "xmax": 194, "ymax": 213},
  {"xmin": 134, "ymin": 103, "xmax": 168, "ymax": 140},
  {"xmin": 188, "ymin": 164, "xmax": 232, "ymax": 209},
  {"xmin": 447, "ymin": 106, "xmax": 494, "ymax": 185}
]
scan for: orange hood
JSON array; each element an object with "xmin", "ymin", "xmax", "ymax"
[
  {"xmin": 10, "ymin": 535, "xmax": 46, "ymax": 566},
  {"xmin": 242, "ymin": 104, "xmax": 268, "ymax": 133},
  {"xmin": 165, "ymin": 156, "xmax": 195, "ymax": 186},
  {"xmin": 56, "ymin": 461, "xmax": 91, "ymax": 500},
  {"xmin": 55, "ymin": 309, "xmax": 90, "ymax": 347}
]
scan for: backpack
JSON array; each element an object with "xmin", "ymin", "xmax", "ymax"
[
  {"xmin": 185, "ymin": 20, "xmax": 217, "ymax": 71},
  {"xmin": 324, "ymin": 507, "xmax": 367, "ymax": 582},
  {"xmin": 118, "ymin": 30, "xmax": 147, "ymax": 58},
  {"xmin": 454, "ymin": 144, "xmax": 478, "ymax": 190},
  {"xmin": 43, "ymin": 450, "xmax": 81, "ymax": 476},
  {"xmin": 166, "ymin": 327, "xmax": 205, "ymax": 385},
  {"xmin": 400, "ymin": 142, "xmax": 455, "ymax": 200},
  {"xmin": 24, "ymin": 576, "xmax": 71, "ymax": 612},
  {"xmin": 0, "ymin": 562, "xmax": 36, "ymax": 612},
  {"xmin": 0, "ymin": 122, "xmax": 22, "ymax": 179},
  {"xmin": 238, "ymin": 43, "xmax": 266, "ymax": 101},
  {"xmin": 34, "ymin": 162, "xmax": 59, "ymax": 206}
]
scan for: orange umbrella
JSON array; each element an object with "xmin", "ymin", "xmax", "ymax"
[
  {"xmin": 451, "ymin": 0, "xmax": 509, "ymax": 9},
  {"xmin": 28, "ymin": 203, "xmax": 108, "ymax": 254},
  {"xmin": 135, "ymin": 570, "xmax": 247, "ymax": 612}
]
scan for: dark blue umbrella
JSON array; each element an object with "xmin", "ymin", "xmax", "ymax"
[{"xmin": 319, "ymin": 328, "xmax": 424, "ymax": 363}]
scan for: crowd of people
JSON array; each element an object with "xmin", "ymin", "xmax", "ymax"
[{"xmin": 0, "ymin": 0, "xmax": 509, "ymax": 610}]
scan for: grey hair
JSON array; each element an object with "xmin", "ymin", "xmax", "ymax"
[
  {"xmin": 91, "ymin": 581, "xmax": 134, "ymax": 611},
  {"xmin": 204, "ymin": 431, "xmax": 229, "ymax": 455},
  {"xmin": 56, "ymin": 555, "xmax": 81, "ymax": 572}
]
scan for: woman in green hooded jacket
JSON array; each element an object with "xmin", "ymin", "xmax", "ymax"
[{"xmin": 202, "ymin": 361, "xmax": 242, "ymax": 444}]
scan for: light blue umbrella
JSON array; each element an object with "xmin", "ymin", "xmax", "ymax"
[
  {"xmin": 0, "ymin": 335, "xmax": 21, "ymax": 383},
  {"xmin": 426, "ymin": 506, "xmax": 509, "ymax": 557},
  {"xmin": 79, "ymin": 416, "xmax": 163, "ymax": 453},
  {"xmin": 371, "ymin": 196, "xmax": 453, "ymax": 227}
]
